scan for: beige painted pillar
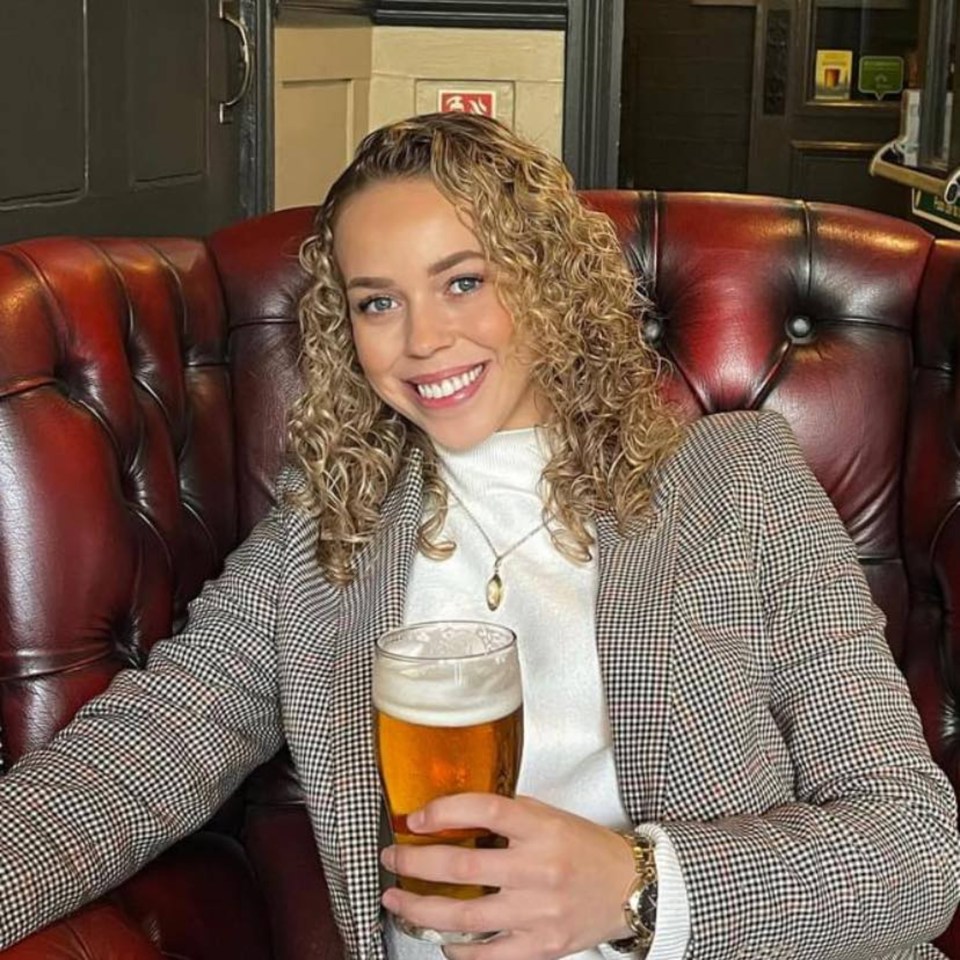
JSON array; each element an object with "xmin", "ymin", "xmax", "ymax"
[
  {"xmin": 273, "ymin": 17, "xmax": 565, "ymax": 209},
  {"xmin": 274, "ymin": 16, "xmax": 372, "ymax": 210}
]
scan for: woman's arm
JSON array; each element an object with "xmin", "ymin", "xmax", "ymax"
[
  {"xmin": 0, "ymin": 473, "xmax": 294, "ymax": 949},
  {"xmin": 657, "ymin": 412, "xmax": 960, "ymax": 958}
]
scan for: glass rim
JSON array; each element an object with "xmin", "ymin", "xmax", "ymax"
[{"xmin": 376, "ymin": 619, "xmax": 517, "ymax": 662}]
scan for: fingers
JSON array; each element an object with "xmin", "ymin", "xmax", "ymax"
[
  {"xmin": 381, "ymin": 830, "xmax": 558, "ymax": 893},
  {"xmin": 383, "ymin": 799, "xmax": 629, "ymax": 960},
  {"xmin": 408, "ymin": 793, "xmax": 544, "ymax": 840},
  {"xmin": 383, "ymin": 889, "xmax": 526, "ymax": 938},
  {"xmin": 382, "ymin": 842, "xmax": 507, "ymax": 889}
]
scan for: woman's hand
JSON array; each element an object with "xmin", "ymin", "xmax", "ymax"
[{"xmin": 380, "ymin": 794, "xmax": 636, "ymax": 960}]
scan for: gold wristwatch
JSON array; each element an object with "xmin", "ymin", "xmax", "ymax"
[{"xmin": 608, "ymin": 832, "xmax": 658, "ymax": 956}]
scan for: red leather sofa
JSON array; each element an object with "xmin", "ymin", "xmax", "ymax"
[{"xmin": 0, "ymin": 192, "xmax": 957, "ymax": 958}]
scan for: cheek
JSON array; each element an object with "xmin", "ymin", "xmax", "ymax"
[
  {"xmin": 471, "ymin": 306, "xmax": 517, "ymax": 351},
  {"xmin": 491, "ymin": 321, "xmax": 523, "ymax": 359},
  {"xmin": 351, "ymin": 325, "xmax": 384, "ymax": 376}
]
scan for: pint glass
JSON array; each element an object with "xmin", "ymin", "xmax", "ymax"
[{"xmin": 373, "ymin": 620, "xmax": 523, "ymax": 944}]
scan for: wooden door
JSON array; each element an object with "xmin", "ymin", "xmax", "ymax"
[
  {"xmin": 0, "ymin": 0, "xmax": 247, "ymax": 243},
  {"xmin": 619, "ymin": 0, "xmax": 757, "ymax": 194},
  {"xmin": 748, "ymin": 0, "xmax": 916, "ymax": 215}
]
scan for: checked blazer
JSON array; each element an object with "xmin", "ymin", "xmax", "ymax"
[{"xmin": 0, "ymin": 411, "xmax": 957, "ymax": 959}]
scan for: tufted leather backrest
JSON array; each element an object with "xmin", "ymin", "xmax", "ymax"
[
  {"xmin": 585, "ymin": 191, "xmax": 959, "ymax": 780},
  {"xmin": 207, "ymin": 208, "xmax": 311, "ymax": 541},
  {"xmin": 0, "ymin": 212, "xmax": 331, "ymax": 960},
  {"xmin": 206, "ymin": 191, "xmax": 960, "ymax": 822},
  {"xmin": 0, "ymin": 236, "xmax": 241, "ymax": 766},
  {"xmin": 595, "ymin": 196, "xmax": 920, "ymax": 648},
  {"xmin": 0, "ymin": 210, "xmax": 320, "ymax": 768}
]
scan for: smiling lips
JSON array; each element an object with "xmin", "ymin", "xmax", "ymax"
[{"xmin": 409, "ymin": 363, "xmax": 486, "ymax": 406}]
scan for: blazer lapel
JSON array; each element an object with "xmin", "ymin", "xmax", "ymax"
[
  {"xmin": 330, "ymin": 451, "xmax": 424, "ymax": 958},
  {"xmin": 595, "ymin": 479, "xmax": 679, "ymax": 824}
]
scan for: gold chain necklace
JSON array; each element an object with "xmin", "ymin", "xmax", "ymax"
[{"xmin": 446, "ymin": 487, "xmax": 548, "ymax": 611}]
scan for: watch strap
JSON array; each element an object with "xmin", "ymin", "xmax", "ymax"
[{"xmin": 608, "ymin": 832, "xmax": 657, "ymax": 956}]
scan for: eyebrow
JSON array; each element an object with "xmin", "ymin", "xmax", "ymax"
[{"xmin": 344, "ymin": 249, "xmax": 484, "ymax": 291}]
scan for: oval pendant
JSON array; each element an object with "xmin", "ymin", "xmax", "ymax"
[{"xmin": 486, "ymin": 572, "xmax": 503, "ymax": 611}]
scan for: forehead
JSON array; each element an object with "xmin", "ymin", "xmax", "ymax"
[
  {"xmin": 333, "ymin": 178, "xmax": 481, "ymax": 270},
  {"xmin": 334, "ymin": 178, "xmax": 467, "ymax": 239},
  {"xmin": 333, "ymin": 177, "xmax": 463, "ymax": 231}
]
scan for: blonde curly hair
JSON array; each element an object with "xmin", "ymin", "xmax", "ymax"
[{"xmin": 289, "ymin": 112, "xmax": 683, "ymax": 585}]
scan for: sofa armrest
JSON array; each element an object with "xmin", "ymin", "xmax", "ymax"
[
  {"xmin": 1, "ymin": 902, "xmax": 163, "ymax": 959},
  {"xmin": 243, "ymin": 750, "xmax": 343, "ymax": 960},
  {"xmin": 109, "ymin": 831, "xmax": 273, "ymax": 960}
]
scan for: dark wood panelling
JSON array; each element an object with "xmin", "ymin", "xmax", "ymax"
[
  {"xmin": 240, "ymin": 0, "xmax": 275, "ymax": 216},
  {"xmin": 748, "ymin": 0, "xmax": 913, "ymax": 213},
  {"xmin": 0, "ymin": 0, "xmax": 86, "ymax": 204},
  {"xmin": 275, "ymin": 0, "xmax": 370, "ymax": 12},
  {"xmin": 0, "ymin": 0, "xmax": 246, "ymax": 244},
  {"xmin": 619, "ymin": 0, "xmax": 755, "ymax": 191},
  {"xmin": 762, "ymin": 8, "xmax": 789, "ymax": 115},
  {"xmin": 789, "ymin": 141, "xmax": 907, "ymax": 215},
  {"xmin": 129, "ymin": 0, "xmax": 207, "ymax": 185}
]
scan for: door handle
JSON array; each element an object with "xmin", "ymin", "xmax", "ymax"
[
  {"xmin": 869, "ymin": 141, "xmax": 960, "ymax": 203},
  {"xmin": 218, "ymin": 0, "xmax": 252, "ymax": 124}
]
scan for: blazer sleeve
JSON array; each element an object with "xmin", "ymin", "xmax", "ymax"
[
  {"xmin": 0, "ymin": 470, "xmax": 296, "ymax": 949},
  {"xmin": 659, "ymin": 412, "xmax": 960, "ymax": 959}
]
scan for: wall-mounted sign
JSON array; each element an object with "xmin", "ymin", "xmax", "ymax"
[
  {"xmin": 438, "ymin": 90, "xmax": 496, "ymax": 117},
  {"xmin": 814, "ymin": 49, "xmax": 853, "ymax": 101},
  {"xmin": 858, "ymin": 56, "xmax": 904, "ymax": 100},
  {"xmin": 911, "ymin": 188, "xmax": 960, "ymax": 233}
]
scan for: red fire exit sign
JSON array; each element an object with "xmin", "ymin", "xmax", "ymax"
[{"xmin": 438, "ymin": 91, "xmax": 496, "ymax": 117}]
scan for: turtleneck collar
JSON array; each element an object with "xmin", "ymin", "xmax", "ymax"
[{"xmin": 434, "ymin": 426, "xmax": 550, "ymax": 502}]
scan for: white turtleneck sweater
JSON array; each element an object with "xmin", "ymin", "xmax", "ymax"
[{"xmin": 385, "ymin": 427, "xmax": 689, "ymax": 960}]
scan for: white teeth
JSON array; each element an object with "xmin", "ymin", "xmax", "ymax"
[{"xmin": 415, "ymin": 364, "xmax": 483, "ymax": 399}]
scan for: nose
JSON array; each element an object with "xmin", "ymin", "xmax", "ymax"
[{"xmin": 404, "ymin": 299, "xmax": 455, "ymax": 357}]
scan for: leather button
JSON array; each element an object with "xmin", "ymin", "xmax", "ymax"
[
  {"xmin": 642, "ymin": 317, "xmax": 664, "ymax": 346},
  {"xmin": 786, "ymin": 315, "xmax": 814, "ymax": 342}
]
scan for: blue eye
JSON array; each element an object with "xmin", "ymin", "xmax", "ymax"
[
  {"xmin": 357, "ymin": 295, "xmax": 397, "ymax": 314},
  {"xmin": 450, "ymin": 275, "xmax": 482, "ymax": 295}
]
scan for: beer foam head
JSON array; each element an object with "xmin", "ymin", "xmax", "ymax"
[{"xmin": 374, "ymin": 622, "xmax": 522, "ymax": 727}]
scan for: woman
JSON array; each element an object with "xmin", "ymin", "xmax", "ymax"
[{"xmin": 0, "ymin": 113, "xmax": 957, "ymax": 960}]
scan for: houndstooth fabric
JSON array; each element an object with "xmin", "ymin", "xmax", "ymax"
[{"xmin": 0, "ymin": 411, "xmax": 957, "ymax": 959}]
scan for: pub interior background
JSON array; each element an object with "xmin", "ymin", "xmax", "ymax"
[
  {"xmin": 2, "ymin": 2, "xmax": 960, "ymax": 956},
  {"xmin": 3, "ymin": 0, "xmax": 959, "ymax": 244}
]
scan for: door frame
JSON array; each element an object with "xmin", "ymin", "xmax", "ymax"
[
  {"xmin": 563, "ymin": 0, "xmax": 625, "ymax": 188},
  {"xmin": 240, "ymin": 0, "xmax": 274, "ymax": 216}
]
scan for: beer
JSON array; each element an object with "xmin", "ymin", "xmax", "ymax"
[
  {"xmin": 373, "ymin": 621, "xmax": 523, "ymax": 927},
  {"xmin": 374, "ymin": 704, "xmax": 523, "ymax": 898}
]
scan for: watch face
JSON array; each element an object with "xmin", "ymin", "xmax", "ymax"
[{"xmin": 639, "ymin": 882, "xmax": 658, "ymax": 933}]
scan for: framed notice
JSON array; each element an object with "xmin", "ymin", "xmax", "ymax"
[
  {"xmin": 858, "ymin": 55, "xmax": 905, "ymax": 100},
  {"xmin": 814, "ymin": 50, "xmax": 853, "ymax": 101}
]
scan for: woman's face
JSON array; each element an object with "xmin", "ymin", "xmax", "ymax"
[{"xmin": 333, "ymin": 176, "xmax": 544, "ymax": 451}]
